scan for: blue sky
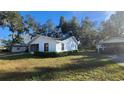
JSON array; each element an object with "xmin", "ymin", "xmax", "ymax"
[{"xmin": 0, "ymin": 11, "xmax": 115, "ymax": 40}]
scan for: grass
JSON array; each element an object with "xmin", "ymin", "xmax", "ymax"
[{"xmin": 0, "ymin": 51, "xmax": 124, "ymax": 80}]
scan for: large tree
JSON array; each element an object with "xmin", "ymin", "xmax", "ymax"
[
  {"xmin": 59, "ymin": 16, "xmax": 65, "ymax": 28},
  {"xmin": 24, "ymin": 15, "xmax": 40, "ymax": 34},
  {"xmin": 59, "ymin": 16, "xmax": 80, "ymax": 36},
  {"xmin": 100, "ymin": 12, "xmax": 124, "ymax": 39},
  {"xmin": 0, "ymin": 12, "xmax": 24, "ymax": 44},
  {"xmin": 59, "ymin": 16, "xmax": 68, "ymax": 34},
  {"xmin": 69, "ymin": 16, "xmax": 80, "ymax": 37},
  {"xmin": 79, "ymin": 17, "xmax": 97, "ymax": 48}
]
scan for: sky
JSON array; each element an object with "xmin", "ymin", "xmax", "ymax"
[{"xmin": 0, "ymin": 11, "xmax": 115, "ymax": 40}]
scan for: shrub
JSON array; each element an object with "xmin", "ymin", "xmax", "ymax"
[
  {"xmin": 0, "ymin": 49, "xmax": 9, "ymax": 52},
  {"xmin": 34, "ymin": 51, "xmax": 58, "ymax": 57},
  {"xmin": 34, "ymin": 50, "xmax": 78, "ymax": 57},
  {"xmin": 67, "ymin": 50, "xmax": 78, "ymax": 55}
]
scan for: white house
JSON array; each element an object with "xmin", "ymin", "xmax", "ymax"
[{"xmin": 28, "ymin": 35, "xmax": 79, "ymax": 53}]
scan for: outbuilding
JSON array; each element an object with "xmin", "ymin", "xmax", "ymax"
[
  {"xmin": 11, "ymin": 44, "xmax": 27, "ymax": 53},
  {"xmin": 96, "ymin": 37, "xmax": 124, "ymax": 54}
]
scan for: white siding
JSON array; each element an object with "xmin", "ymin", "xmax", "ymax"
[
  {"xmin": 61, "ymin": 37, "xmax": 78, "ymax": 52},
  {"xmin": 11, "ymin": 46, "xmax": 27, "ymax": 53},
  {"xmin": 56, "ymin": 37, "xmax": 78, "ymax": 52},
  {"xmin": 30, "ymin": 36, "xmax": 57, "ymax": 52},
  {"xmin": 56, "ymin": 42, "xmax": 62, "ymax": 52}
]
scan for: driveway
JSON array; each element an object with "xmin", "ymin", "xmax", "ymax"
[{"xmin": 108, "ymin": 54, "xmax": 124, "ymax": 66}]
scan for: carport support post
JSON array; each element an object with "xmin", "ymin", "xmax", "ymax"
[
  {"xmin": 97, "ymin": 45, "xmax": 100, "ymax": 53},
  {"xmin": 98, "ymin": 47, "xmax": 99, "ymax": 53}
]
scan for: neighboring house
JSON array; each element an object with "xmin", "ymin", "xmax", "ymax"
[
  {"xmin": 11, "ymin": 34, "xmax": 32, "ymax": 53},
  {"xmin": 0, "ymin": 39, "xmax": 6, "ymax": 50},
  {"xmin": 28, "ymin": 35, "xmax": 79, "ymax": 54},
  {"xmin": 11, "ymin": 44, "xmax": 27, "ymax": 53},
  {"xmin": 0, "ymin": 39, "xmax": 4, "ymax": 46},
  {"xmin": 0, "ymin": 39, "xmax": 2, "ymax": 46},
  {"xmin": 96, "ymin": 37, "xmax": 124, "ymax": 54}
]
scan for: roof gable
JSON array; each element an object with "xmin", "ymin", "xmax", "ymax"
[
  {"xmin": 63, "ymin": 36, "xmax": 79, "ymax": 45},
  {"xmin": 28, "ymin": 35, "xmax": 79, "ymax": 45},
  {"xmin": 28, "ymin": 35, "xmax": 61, "ymax": 44}
]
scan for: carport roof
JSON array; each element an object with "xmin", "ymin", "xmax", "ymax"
[{"xmin": 99, "ymin": 37, "xmax": 124, "ymax": 44}]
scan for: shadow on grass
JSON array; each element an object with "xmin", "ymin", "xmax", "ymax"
[
  {"xmin": 0, "ymin": 52, "xmax": 120, "ymax": 81},
  {"xmin": 0, "ymin": 54, "xmax": 40, "ymax": 60},
  {"xmin": 0, "ymin": 51, "xmax": 84, "ymax": 60}
]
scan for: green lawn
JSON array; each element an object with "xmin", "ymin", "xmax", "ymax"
[{"xmin": 0, "ymin": 51, "xmax": 124, "ymax": 80}]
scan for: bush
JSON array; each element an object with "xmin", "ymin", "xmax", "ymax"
[
  {"xmin": 0, "ymin": 49, "xmax": 9, "ymax": 52},
  {"xmin": 34, "ymin": 50, "xmax": 78, "ymax": 57}
]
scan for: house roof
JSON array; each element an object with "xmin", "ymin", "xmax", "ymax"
[
  {"xmin": 99, "ymin": 37, "xmax": 124, "ymax": 44},
  {"xmin": 65, "ymin": 36, "xmax": 80, "ymax": 45},
  {"xmin": 28, "ymin": 35, "xmax": 79, "ymax": 45},
  {"xmin": 28, "ymin": 35, "xmax": 61, "ymax": 44}
]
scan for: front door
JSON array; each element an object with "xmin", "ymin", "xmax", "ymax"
[{"xmin": 44, "ymin": 43, "xmax": 49, "ymax": 52}]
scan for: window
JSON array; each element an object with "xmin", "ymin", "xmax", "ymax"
[
  {"xmin": 17, "ymin": 47, "xmax": 20, "ymax": 50},
  {"xmin": 62, "ymin": 43, "xmax": 64, "ymax": 50},
  {"xmin": 30, "ymin": 44, "xmax": 39, "ymax": 52},
  {"xmin": 44, "ymin": 43, "xmax": 49, "ymax": 52}
]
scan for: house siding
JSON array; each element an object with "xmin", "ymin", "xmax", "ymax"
[
  {"xmin": 11, "ymin": 46, "xmax": 27, "ymax": 53},
  {"xmin": 56, "ymin": 42, "xmax": 62, "ymax": 52},
  {"xmin": 56, "ymin": 37, "xmax": 78, "ymax": 52},
  {"xmin": 29, "ymin": 36, "xmax": 56, "ymax": 52},
  {"xmin": 61, "ymin": 37, "xmax": 78, "ymax": 52}
]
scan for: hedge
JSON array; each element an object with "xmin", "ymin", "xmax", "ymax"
[{"xmin": 34, "ymin": 50, "xmax": 78, "ymax": 57}]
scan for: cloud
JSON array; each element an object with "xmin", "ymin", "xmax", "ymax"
[
  {"xmin": 104, "ymin": 11, "xmax": 116, "ymax": 21},
  {"xmin": 70, "ymin": 11, "xmax": 116, "ymax": 22}
]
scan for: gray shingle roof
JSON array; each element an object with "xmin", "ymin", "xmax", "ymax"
[{"xmin": 28, "ymin": 35, "xmax": 79, "ymax": 44}]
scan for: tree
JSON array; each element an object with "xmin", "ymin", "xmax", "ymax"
[
  {"xmin": 59, "ymin": 16, "xmax": 65, "ymax": 27},
  {"xmin": 58, "ymin": 16, "xmax": 68, "ymax": 33},
  {"xmin": 100, "ymin": 12, "xmax": 124, "ymax": 39},
  {"xmin": 0, "ymin": 12, "xmax": 24, "ymax": 45},
  {"xmin": 79, "ymin": 17, "xmax": 97, "ymax": 49},
  {"xmin": 46, "ymin": 19, "xmax": 54, "ymax": 31},
  {"xmin": 61, "ymin": 21, "xmax": 68, "ymax": 33},
  {"xmin": 69, "ymin": 16, "xmax": 80, "ymax": 37},
  {"xmin": 59, "ymin": 16, "xmax": 80, "ymax": 35},
  {"xmin": 44, "ymin": 19, "xmax": 55, "ymax": 36},
  {"xmin": 109, "ymin": 12, "xmax": 124, "ymax": 36},
  {"xmin": 24, "ymin": 15, "xmax": 39, "ymax": 34}
]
